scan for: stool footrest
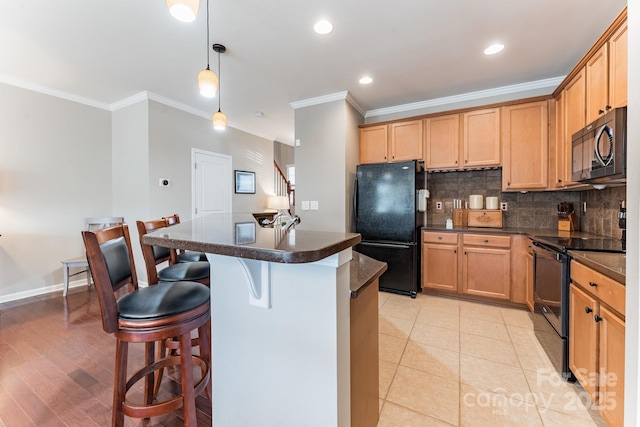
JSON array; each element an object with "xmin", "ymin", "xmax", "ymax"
[{"xmin": 122, "ymin": 354, "xmax": 209, "ymax": 419}]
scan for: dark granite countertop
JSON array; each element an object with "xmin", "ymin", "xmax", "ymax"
[
  {"xmin": 568, "ymin": 251, "xmax": 626, "ymax": 285},
  {"xmin": 142, "ymin": 213, "xmax": 361, "ymax": 264},
  {"xmin": 350, "ymin": 252, "xmax": 387, "ymax": 299}
]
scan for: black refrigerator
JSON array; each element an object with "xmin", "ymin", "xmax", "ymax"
[{"xmin": 354, "ymin": 160, "xmax": 426, "ymax": 298}]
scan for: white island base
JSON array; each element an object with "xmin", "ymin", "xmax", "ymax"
[{"xmin": 207, "ymin": 248, "xmax": 353, "ymax": 427}]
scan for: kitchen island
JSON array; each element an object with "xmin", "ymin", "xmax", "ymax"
[{"xmin": 143, "ymin": 213, "xmax": 382, "ymax": 427}]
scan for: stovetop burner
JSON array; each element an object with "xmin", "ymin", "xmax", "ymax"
[{"xmin": 534, "ymin": 236, "xmax": 625, "ymax": 253}]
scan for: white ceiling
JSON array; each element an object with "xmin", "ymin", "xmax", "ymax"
[{"xmin": 0, "ymin": 0, "xmax": 627, "ymax": 145}]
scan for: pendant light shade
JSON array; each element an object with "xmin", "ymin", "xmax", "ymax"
[
  {"xmin": 167, "ymin": 0, "xmax": 200, "ymax": 22},
  {"xmin": 197, "ymin": 0, "xmax": 217, "ymax": 97},
  {"xmin": 212, "ymin": 43, "xmax": 227, "ymax": 130},
  {"xmin": 212, "ymin": 110, "xmax": 227, "ymax": 130},
  {"xmin": 198, "ymin": 67, "xmax": 218, "ymax": 97}
]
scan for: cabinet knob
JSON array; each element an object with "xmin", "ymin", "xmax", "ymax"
[
  {"xmin": 454, "ymin": 250, "xmax": 457, "ymax": 254},
  {"xmin": 585, "ymin": 306, "xmax": 593, "ymax": 314},
  {"xmin": 438, "ymin": 236, "xmax": 442, "ymax": 240},
  {"xmin": 558, "ymin": 179, "xmax": 562, "ymax": 183},
  {"xmin": 455, "ymin": 160, "xmax": 458, "ymax": 165},
  {"xmin": 464, "ymin": 160, "xmax": 468, "ymax": 163},
  {"xmin": 594, "ymin": 315, "xmax": 603, "ymax": 323},
  {"xmin": 589, "ymin": 281, "xmax": 598, "ymax": 287},
  {"xmin": 464, "ymin": 251, "xmax": 467, "ymax": 255},
  {"xmin": 605, "ymin": 105, "xmax": 612, "ymax": 111},
  {"xmin": 483, "ymin": 239, "xmax": 489, "ymax": 243},
  {"xmin": 598, "ymin": 109, "xmax": 604, "ymax": 115}
]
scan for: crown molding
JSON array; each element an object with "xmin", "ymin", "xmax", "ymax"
[
  {"xmin": 365, "ymin": 76, "xmax": 565, "ymax": 118},
  {"xmin": 0, "ymin": 73, "xmax": 111, "ymax": 110},
  {"xmin": 290, "ymin": 90, "xmax": 366, "ymax": 117}
]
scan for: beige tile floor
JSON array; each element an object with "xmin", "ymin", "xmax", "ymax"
[{"xmin": 376, "ymin": 292, "xmax": 608, "ymax": 427}]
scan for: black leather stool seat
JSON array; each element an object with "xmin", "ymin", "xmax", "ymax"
[
  {"xmin": 158, "ymin": 260, "xmax": 210, "ymax": 282},
  {"xmin": 178, "ymin": 251, "xmax": 208, "ymax": 263},
  {"xmin": 118, "ymin": 281, "xmax": 210, "ymax": 320}
]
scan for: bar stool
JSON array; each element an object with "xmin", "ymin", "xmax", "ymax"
[
  {"xmin": 163, "ymin": 214, "xmax": 208, "ymax": 263},
  {"xmin": 136, "ymin": 219, "xmax": 210, "ymax": 286},
  {"xmin": 82, "ymin": 223, "xmax": 211, "ymax": 426}
]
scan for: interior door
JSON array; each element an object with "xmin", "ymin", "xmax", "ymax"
[{"xmin": 192, "ymin": 149, "xmax": 232, "ymax": 218}]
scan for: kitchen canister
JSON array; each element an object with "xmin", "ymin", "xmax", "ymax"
[
  {"xmin": 486, "ymin": 197, "xmax": 499, "ymax": 210},
  {"xmin": 469, "ymin": 195, "xmax": 483, "ymax": 210}
]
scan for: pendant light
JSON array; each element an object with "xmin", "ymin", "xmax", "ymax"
[
  {"xmin": 167, "ymin": 0, "xmax": 200, "ymax": 23},
  {"xmin": 212, "ymin": 43, "xmax": 227, "ymax": 130},
  {"xmin": 197, "ymin": 0, "xmax": 218, "ymax": 97}
]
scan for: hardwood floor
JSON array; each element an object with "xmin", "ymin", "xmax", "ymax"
[{"xmin": 0, "ymin": 287, "xmax": 212, "ymax": 426}]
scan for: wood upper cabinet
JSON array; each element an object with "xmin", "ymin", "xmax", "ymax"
[
  {"xmin": 501, "ymin": 100, "xmax": 548, "ymax": 191},
  {"xmin": 564, "ymin": 69, "xmax": 587, "ymax": 139},
  {"xmin": 424, "ymin": 114, "xmax": 459, "ymax": 169},
  {"xmin": 462, "ymin": 108, "xmax": 501, "ymax": 167},
  {"xmin": 608, "ymin": 21, "xmax": 628, "ymax": 111},
  {"xmin": 359, "ymin": 120, "xmax": 422, "ymax": 164},
  {"xmin": 422, "ymin": 232, "xmax": 458, "ymax": 292},
  {"xmin": 461, "ymin": 234, "xmax": 510, "ymax": 300},
  {"xmin": 390, "ymin": 120, "xmax": 423, "ymax": 162},
  {"xmin": 570, "ymin": 261, "xmax": 625, "ymax": 427},
  {"xmin": 359, "ymin": 125, "xmax": 388, "ymax": 164},
  {"xmin": 586, "ymin": 44, "xmax": 609, "ymax": 124}
]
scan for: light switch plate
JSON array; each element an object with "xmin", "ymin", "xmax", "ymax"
[
  {"xmin": 301, "ymin": 201, "xmax": 310, "ymax": 210},
  {"xmin": 310, "ymin": 201, "xmax": 319, "ymax": 210}
]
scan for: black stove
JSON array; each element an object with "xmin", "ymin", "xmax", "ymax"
[{"xmin": 534, "ymin": 236, "xmax": 625, "ymax": 253}]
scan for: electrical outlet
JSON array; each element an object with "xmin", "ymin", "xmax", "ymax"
[
  {"xmin": 500, "ymin": 202, "xmax": 508, "ymax": 211},
  {"xmin": 436, "ymin": 201, "xmax": 443, "ymax": 210}
]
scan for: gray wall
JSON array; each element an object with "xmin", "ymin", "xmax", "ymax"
[
  {"xmin": 294, "ymin": 99, "xmax": 362, "ymax": 232},
  {"xmin": 0, "ymin": 83, "xmax": 112, "ymax": 299},
  {"xmin": 274, "ymin": 140, "xmax": 294, "ymax": 173},
  {"xmin": 0, "ymin": 87, "xmax": 274, "ymax": 301}
]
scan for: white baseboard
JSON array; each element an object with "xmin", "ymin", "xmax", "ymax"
[{"xmin": 0, "ymin": 279, "xmax": 149, "ymax": 304}]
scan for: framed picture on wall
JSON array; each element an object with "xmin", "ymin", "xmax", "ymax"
[{"xmin": 235, "ymin": 170, "xmax": 255, "ymax": 194}]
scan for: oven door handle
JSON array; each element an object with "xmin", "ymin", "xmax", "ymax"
[{"xmin": 532, "ymin": 241, "xmax": 566, "ymax": 262}]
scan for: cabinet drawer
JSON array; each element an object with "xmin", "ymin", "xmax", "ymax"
[
  {"xmin": 423, "ymin": 231, "xmax": 458, "ymax": 244},
  {"xmin": 571, "ymin": 261, "xmax": 625, "ymax": 316},
  {"xmin": 463, "ymin": 233, "xmax": 511, "ymax": 248}
]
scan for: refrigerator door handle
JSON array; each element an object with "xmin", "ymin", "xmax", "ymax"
[
  {"xmin": 353, "ymin": 178, "xmax": 358, "ymax": 221},
  {"xmin": 358, "ymin": 241, "xmax": 412, "ymax": 249}
]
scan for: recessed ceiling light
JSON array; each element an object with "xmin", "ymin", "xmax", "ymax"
[
  {"xmin": 484, "ymin": 43, "xmax": 504, "ymax": 55},
  {"xmin": 359, "ymin": 76, "xmax": 373, "ymax": 85},
  {"xmin": 255, "ymin": 111, "xmax": 264, "ymax": 117},
  {"xmin": 314, "ymin": 20, "xmax": 333, "ymax": 35}
]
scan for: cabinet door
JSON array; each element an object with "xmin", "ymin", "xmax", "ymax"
[
  {"xmin": 461, "ymin": 247, "xmax": 510, "ymax": 299},
  {"xmin": 424, "ymin": 114, "xmax": 459, "ymax": 169},
  {"xmin": 502, "ymin": 101, "xmax": 548, "ymax": 191},
  {"xmin": 586, "ymin": 44, "xmax": 609, "ymax": 124},
  {"xmin": 360, "ymin": 125, "xmax": 388, "ymax": 164},
  {"xmin": 608, "ymin": 22, "xmax": 627, "ymax": 110},
  {"xmin": 569, "ymin": 284, "xmax": 598, "ymax": 400},
  {"xmin": 564, "ymin": 69, "xmax": 586, "ymax": 138},
  {"xmin": 598, "ymin": 306, "xmax": 625, "ymax": 427},
  {"xmin": 422, "ymin": 243, "xmax": 458, "ymax": 292},
  {"xmin": 390, "ymin": 120, "xmax": 422, "ymax": 162},
  {"xmin": 525, "ymin": 251, "xmax": 534, "ymax": 312},
  {"xmin": 462, "ymin": 108, "xmax": 501, "ymax": 167}
]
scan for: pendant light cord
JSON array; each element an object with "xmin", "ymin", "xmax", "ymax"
[
  {"xmin": 217, "ymin": 48, "xmax": 221, "ymax": 111},
  {"xmin": 206, "ymin": 0, "xmax": 210, "ymax": 69}
]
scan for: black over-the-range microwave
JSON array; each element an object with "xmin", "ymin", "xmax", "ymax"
[{"xmin": 571, "ymin": 106, "xmax": 627, "ymax": 184}]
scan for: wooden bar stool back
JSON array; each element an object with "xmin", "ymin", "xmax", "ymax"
[
  {"xmin": 136, "ymin": 219, "xmax": 210, "ymax": 286},
  {"xmin": 163, "ymin": 214, "xmax": 208, "ymax": 263},
  {"xmin": 82, "ymin": 223, "xmax": 211, "ymax": 427}
]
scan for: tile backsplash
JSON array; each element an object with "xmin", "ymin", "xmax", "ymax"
[{"xmin": 426, "ymin": 169, "xmax": 626, "ymax": 238}]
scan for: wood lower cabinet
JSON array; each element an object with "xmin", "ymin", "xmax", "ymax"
[
  {"xmin": 461, "ymin": 234, "xmax": 511, "ymax": 300},
  {"xmin": 422, "ymin": 232, "xmax": 458, "ymax": 292},
  {"xmin": 501, "ymin": 100, "xmax": 548, "ymax": 191},
  {"xmin": 350, "ymin": 280, "xmax": 379, "ymax": 427},
  {"xmin": 569, "ymin": 261, "xmax": 625, "ymax": 427}
]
